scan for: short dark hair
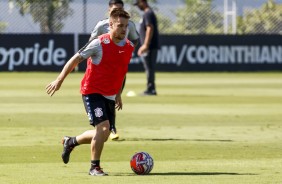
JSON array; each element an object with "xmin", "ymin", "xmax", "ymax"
[
  {"xmin": 133, "ymin": 0, "xmax": 147, "ymax": 5},
  {"xmin": 109, "ymin": 0, "xmax": 124, "ymax": 7},
  {"xmin": 110, "ymin": 8, "xmax": 130, "ymax": 19}
]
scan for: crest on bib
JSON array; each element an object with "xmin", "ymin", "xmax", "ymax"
[
  {"xmin": 94, "ymin": 107, "xmax": 103, "ymax": 118},
  {"xmin": 103, "ymin": 38, "xmax": 110, "ymax": 44}
]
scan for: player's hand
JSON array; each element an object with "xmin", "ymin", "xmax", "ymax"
[
  {"xmin": 115, "ymin": 94, "xmax": 123, "ymax": 111},
  {"xmin": 137, "ymin": 44, "xmax": 149, "ymax": 56},
  {"xmin": 45, "ymin": 79, "xmax": 62, "ymax": 96}
]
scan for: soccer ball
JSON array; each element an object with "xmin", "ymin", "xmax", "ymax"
[{"xmin": 130, "ymin": 152, "xmax": 154, "ymax": 175}]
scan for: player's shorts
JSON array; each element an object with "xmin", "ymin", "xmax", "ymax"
[{"xmin": 82, "ymin": 93, "xmax": 115, "ymax": 128}]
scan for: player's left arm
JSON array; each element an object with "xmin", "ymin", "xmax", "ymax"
[
  {"xmin": 138, "ymin": 24, "xmax": 153, "ymax": 56},
  {"xmin": 115, "ymin": 76, "xmax": 126, "ymax": 111}
]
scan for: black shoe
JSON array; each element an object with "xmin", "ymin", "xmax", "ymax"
[
  {"xmin": 61, "ymin": 136, "xmax": 74, "ymax": 164},
  {"xmin": 143, "ymin": 90, "xmax": 157, "ymax": 96},
  {"xmin": 89, "ymin": 167, "xmax": 108, "ymax": 176}
]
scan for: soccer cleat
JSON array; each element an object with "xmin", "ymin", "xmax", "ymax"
[
  {"xmin": 89, "ymin": 167, "xmax": 108, "ymax": 176},
  {"xmin": 110, "ymin": 129, "xmax": 119, "ymax": 140},
  {"xmin": 61, "ymin": 136, "xmax": 74, "ymax": 164},
  {"xmin": 142, "ymin": 90, "xmax": 157, "ymax": 96}
]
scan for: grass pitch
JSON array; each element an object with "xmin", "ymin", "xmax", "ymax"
[{"xmin": 0, "ymin": 72, "xmax": 282, "ymax": 184}]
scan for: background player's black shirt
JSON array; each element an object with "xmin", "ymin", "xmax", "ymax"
[{"xmin": 139, "ymin": 8, "xmax": 159, "ymax": 50}]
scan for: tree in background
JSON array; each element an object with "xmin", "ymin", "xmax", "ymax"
[
  {"xmin": 237, "ymin": 0, "xmax": 282, "ymax": 34},
  {"xmin": 9, "ymin": 0, "xmax": 73, "ymax": 33},
  {"xmin": 0, "ymin": 22, "xmax": 8, "ymax": 32},
  {"xmin": 156, "ymin": 13, "xmax": 173, "ymax": 34},
  {"xmin": 169, "ymin": 0, "xmax": 222, "ymax": 34}
]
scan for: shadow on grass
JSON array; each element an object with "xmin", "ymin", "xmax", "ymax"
[
  {"xmin": 115, "ymin": 138, "xmax": 233, "ymax": 142},
  {"xmin": 110, "ymin": 172, "xmax": 257, "ymax": 176},
  {"xmin": 149, "ymin": 172, "xmax": 257, "ymax": 176}
]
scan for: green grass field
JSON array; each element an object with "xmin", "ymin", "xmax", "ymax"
[{"xmin": 0, "ymin": 72, "xmax": 282, "ymax": 184}]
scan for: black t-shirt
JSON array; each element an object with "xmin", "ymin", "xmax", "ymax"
[{"xmin": 139, "ymin": 8, "xmax": 159, "ymax": 49}]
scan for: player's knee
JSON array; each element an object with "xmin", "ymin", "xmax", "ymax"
[
  {"xmin": 103, "ymin": 129, "xmax": 110, "ymax": 142},
  {"xmin": 97, "ymin": 121, "xmax": 110, "ymax": 142},
  {"xmin": 102, "ymin": 125, "xmax": 110, "ymax": 142}
]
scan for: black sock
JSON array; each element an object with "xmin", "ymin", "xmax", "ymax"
[
  {"xmin": 91, "ymin": 160, "xmax": 100, "ymax": 169},
  {"xmin": 68, "ymin": 137, "xmax": 79, "ymax": 147}
]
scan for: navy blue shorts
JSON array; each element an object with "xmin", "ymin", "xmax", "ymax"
[{"xmin": 82, "ymin": 93, "xmax": 115, "ymax": 128}]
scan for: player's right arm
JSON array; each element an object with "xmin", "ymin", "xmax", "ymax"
[
  {"xmin": 46, "ymin": 53, "xmax": 84, "ymax": 96},
  {"xmin": 46, "ymin": 38, "xmax": 101, "ymax": 97}
]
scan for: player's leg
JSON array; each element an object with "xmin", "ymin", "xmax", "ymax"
[
  {"xmin": 61, "ymin": 95, "xmax": 97, "ymax": 164},
  {"xmin": 89, "ymin": 120, "xmax": 110, "ymax": 176},
  {"xmin": 61, "ymin": 136, "xmax": 78, "ymax": 164},
  {"xmin": 61, "ymin": 119, "xmax": 116, "ymax": 164},
  {"xmin": 85, "ymin": 94, "xmax": 113, "ymax": 176},
  {"xmin": 141, "ymin": 51, "xmax": 157, "ymax": 95},
  {"xmin": 109, "ymin": 110, "xmax": 119, "ymax": 140},
  {"xmin": 76, "ymin": 130, "xmax": 94, "ymax": 144},
  {"xmin": 91, "ymin": 121, "xmax": 110, "ymax": 159},
  {"xmin": 109, "ymin": 76, "xmax": 126, "ymax": 140},
  {"xmin": 109, "ymin": 117, "xmax": 119, "ymax": 140},
  {"xmin": 61, "ymin": 91, "xmax": 121, "ymax": 164},
  {"xmin": 61, "ymin": 129, "xmax": 95, "ymax": 164}
]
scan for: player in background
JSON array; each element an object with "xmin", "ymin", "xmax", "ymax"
[
  {"xmin": 58, "ymin": 0, "xmax": 139, "ymax": 166},
  {"xmin": 46, "ymin": 8, "xmax": 134, "ymax": 176},
  {"xmin": 134, "ymin": 0, "xmax": 159, "ymax": 95}
]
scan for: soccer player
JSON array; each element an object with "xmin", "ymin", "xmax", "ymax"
[
  {"xmin": 62, "ymin": 2, "xmax": 139, "ymax": 158},
  {"xmin": 56, "ymin": 0, "xmax": 139, "ymax": 168},
  {"xmin": 46, "ymin": 8, "xmax": 134, "ymax": 176}
]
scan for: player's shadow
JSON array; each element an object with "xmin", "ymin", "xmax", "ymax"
[
  {"xmin": 149, "ymin": 172, "xmax": 257, "ymax": 176},
  {"xmin": 113, "ymin": 172, "xmax": 257, "ymax": 176},
  {"xmin": 116, "ymin": 138, "xmax": 233, "ymax": 142}
]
